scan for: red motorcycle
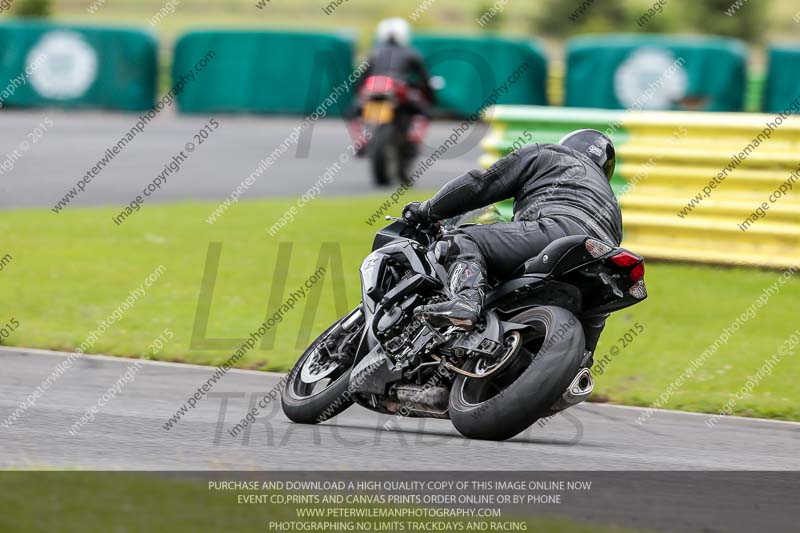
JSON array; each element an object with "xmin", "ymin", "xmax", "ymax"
[{"xmin": 354, "ymin": 75, "xmax": 429, "ymax": 186}]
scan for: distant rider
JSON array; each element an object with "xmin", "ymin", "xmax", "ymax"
[{"xmin": 348, "ymin": 18, "xmax": 436, "ymax": 154}]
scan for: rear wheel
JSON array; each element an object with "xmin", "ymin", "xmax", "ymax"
[
  {"xmin": 281, "ymin": 309, "xmax": 364, "ymax": 424},
  {"xmin": 448, "ymin": 306, "xmax": 585, "ymax": 441},
  {"xmin": 398, "ymin": 139, "xmax": 417, "ymax": 187},
  {"xmin": 369, "ymin": 124, "xmax": 395, "ymax": 186}
]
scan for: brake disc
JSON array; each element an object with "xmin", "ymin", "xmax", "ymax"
[
  {"xmin": 299, "ymin": 349, "xmax": 340, "ymax": 384},
  {"xmin": 474, "ymin": 331, "xmax": 522, "ymax": 377},
  {"xmin": 432, "ymin": 331, "xmax": 522, "ymax": 379}
]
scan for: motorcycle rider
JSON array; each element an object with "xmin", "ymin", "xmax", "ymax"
[
  {"xmin": 402, "ymin": 130, "xmax": 621, "ymax": 350},
  {"xmin": 348, "ymin": 18, "xmax": 436, "ymax": 155}
]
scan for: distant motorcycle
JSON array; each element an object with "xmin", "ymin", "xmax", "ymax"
[
  {"xmin": 357, "ymin": 75, "xmax": 430, "ymax": 186},
  {"xmin": 282, "ymin": 210, "xmax": 647, "ymax": 441}
]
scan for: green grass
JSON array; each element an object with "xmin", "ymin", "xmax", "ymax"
[
  {"xmin": 2, "ymin": 196, "xmax": 800, "ymax": 420},
  {"xmin": 0, "ymin": 472, "xmax": 654, "ymax": 533}
]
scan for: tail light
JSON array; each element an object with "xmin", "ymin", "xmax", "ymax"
[
  {"xmin": 628, "ymin": 280, "xmax": 647, "ymax": 299},
  {"xmin": 610, "ymin": 251, "xmax": 645, "ymax": 282},
  {"xmin": 585, "ymin": 239, "xmax": 612, "ymax": 258},
  {"xmin": 364, "ymin": 76, "xmax": 395, "ymax": 94}
]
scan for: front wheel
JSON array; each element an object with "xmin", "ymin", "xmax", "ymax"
[
  {"xmin": 448, "ymin": 306, "xmax": 585, "ymax": 441},
  {"xmin": 281, "ymin": 308, "xmax": 364, "ymax": 424}
]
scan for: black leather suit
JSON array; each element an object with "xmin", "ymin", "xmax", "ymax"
[
  {"xmin": 421, "ymin": 143, "xmax": 623, "ymax": 352},
  {"xmin": 426, "ymin": 143, "xmax": 622, "ymax": 279}
]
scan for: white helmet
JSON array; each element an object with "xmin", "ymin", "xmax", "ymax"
[{"xmin": 376, "ymin": 18, "xmax": 411, "ymax": 46}]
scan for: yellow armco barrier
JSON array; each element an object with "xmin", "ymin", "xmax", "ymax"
[
  {"xmin": 482, "ymin": 106, "xmax": 800, "ymax": 269},
  {"xmin": 546, "ymin": 61, "xmax": 564, "ymax": 106}
]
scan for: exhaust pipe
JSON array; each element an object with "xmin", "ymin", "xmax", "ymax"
[
  {"xmin": 381, "ymin": 384, "xmax": 450, "ymax": 418},
  {"xmin": 545, "ymin": 368, "xmax": 594, "ymax": 416}
]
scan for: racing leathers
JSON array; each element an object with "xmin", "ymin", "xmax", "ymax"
[{"xmin": 406, "ymin": 143, "xmax": 622, "ymax": 351}]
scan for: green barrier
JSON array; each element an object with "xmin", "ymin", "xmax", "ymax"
[
  {"xmin": 411, "ymin": 35, "xmax": 548, "ymax": 117},
  {"xmin": 0, "ymin": 21, "xmax": 156, "ymax": 111},
  {"xmin": 763, "ymin": 45, "xmax": 800, "ymax": 115},
  {"xmin": 565, "ymin": 35, "xmax": 747, "ymax": 112},
  {"xmin": 173, "ymin": 30, "xmax": 356, "ymax": 115}
]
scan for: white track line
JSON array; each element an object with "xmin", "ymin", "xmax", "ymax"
[
  {"xmin": 581, "ymin": 402, "xmax": 800, "ymax": 427},
  {"xmin": 0, "ymin": 345, "xmax": 285, "ymax": 377},
  {"xmin": 3, "ymin": 345, "xmax": 800, "ymax": 427}
]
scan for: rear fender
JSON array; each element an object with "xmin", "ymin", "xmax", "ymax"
[{"xmin": 487, "ymin": 277, "xmax": 582, "ymax": 316}]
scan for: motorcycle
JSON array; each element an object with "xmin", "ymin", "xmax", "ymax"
[
  {"xmin": 281, "ymin": 209, "xmax": 647, "ymax": 441},
  {"xmin": 356, "ymin": 75, "xmax": 429, "ymax": 187}
]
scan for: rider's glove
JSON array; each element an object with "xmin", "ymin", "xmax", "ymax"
[{"xmin": 402, "ymin": 201, "xmax": 432, "ymax": 225}]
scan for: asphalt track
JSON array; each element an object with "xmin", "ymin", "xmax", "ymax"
[
  {"xmin": 4, "ymin": 348, "xmax": 800, "ymax": 531},
  {"xmin": 3, "ymin": 347, "xmax": 799, "ymax": 471},
  {"xmin": 0, "ymin": 110, "xmax": 487, "ymax": 210}
]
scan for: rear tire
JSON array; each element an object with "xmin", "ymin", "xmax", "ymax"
[
  {"xmin": 448, "ymin": 306, "xmax": 585, "ymax": 441},
  {"xmin": 369, "ymin": 124, "xmax": 394, "ymax": 186},
  {"xmin": 399, "ymin": 140, "xmax": 417, "ymax": 187}
]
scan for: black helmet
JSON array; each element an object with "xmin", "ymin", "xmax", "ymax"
[{"xmin": 559, "ymin": 129, "xmax": 616, "ymax": 180}]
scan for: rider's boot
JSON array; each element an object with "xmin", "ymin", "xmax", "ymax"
[{"xmin": 415, "ymin": 261, "xmax": 487, "ymax": 329}]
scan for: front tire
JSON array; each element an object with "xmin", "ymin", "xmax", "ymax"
[
  {"xmin": 448, "ymin": 306, "xmax": 585, "ymax": 441},
  {"xmin": 281, "ymin": 310, "xmax": 363, "ymax": 424}
]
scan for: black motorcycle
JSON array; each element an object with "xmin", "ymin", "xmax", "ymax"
[{"xmin": 282, "ymin": 211, "xmax": 647, "ymax": 441}]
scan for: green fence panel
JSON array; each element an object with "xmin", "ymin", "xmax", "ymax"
[
  {"xmin": 745, "ymin": 70, "xmax": 765, "ymax": 113},
  {"xmin": 173, "ymin": 30, "xmax": 356, "ymax": 115},
  {"xmin": 411, "ymin": 35, "xmax": 548, "ymax": 118},
  {"xmin": 0, "ymin": 21, "xmax": 156, "ymax": 111},
  {"xmin": 763, "ymin": 45, "xmax": 800, "ymax": 115},
  {"xmin": 565, "ymin": 35, "xmax": 747, "ymax": 112}
]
